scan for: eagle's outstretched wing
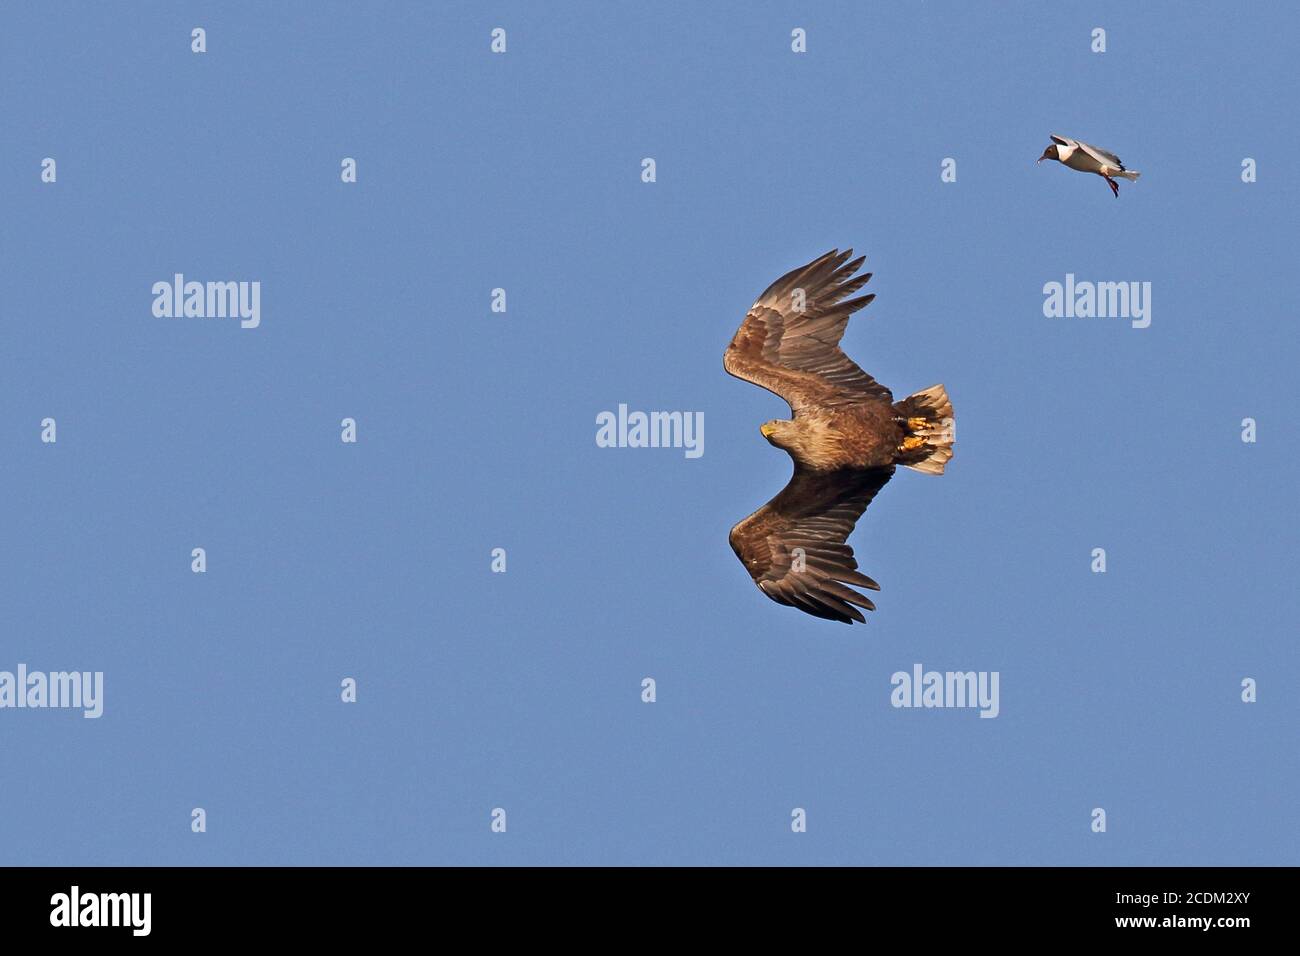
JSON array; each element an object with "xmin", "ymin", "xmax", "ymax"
[
  {"xmin": 723, "ymin": 249, "xmax": 891, "ymax": 412},
  {"xmin": 729, "ymin": 466, "xmax": 894, "ymax": 624}
]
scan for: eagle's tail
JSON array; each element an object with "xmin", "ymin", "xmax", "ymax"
[
  {"xmin": 894, "ymin": 384, "xmax": 954, "ymax": 475},
  {"xmin": 1115, "ymin": 169, "xmax": 1140, "ymax": 182}
]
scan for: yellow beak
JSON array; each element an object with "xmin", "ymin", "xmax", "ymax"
[{"xmin": 760, "ymin": 423, "xmax": 776, "ymax": 439}]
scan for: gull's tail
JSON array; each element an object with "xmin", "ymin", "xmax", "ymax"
[{"xmin": 1115, "ymin": 169, "xmax": 1140, "ymax": 182}]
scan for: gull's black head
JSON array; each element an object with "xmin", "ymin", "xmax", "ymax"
[{"xmin": 1038, "ymin": 145, "xmax": 1059, "ymax": 163}]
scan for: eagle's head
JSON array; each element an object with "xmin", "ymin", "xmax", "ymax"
[
  {"xmin": 761, "ymin": 418, "xmax": 843, "ymax": 470},
  {"xmin": 760, "ymin": 419, "xmax": 796, "ymax": 449}
]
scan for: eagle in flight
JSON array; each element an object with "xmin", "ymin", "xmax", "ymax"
[{"xmin": 724, "ymin": 250, "xmax": 954, "ymax": 624}]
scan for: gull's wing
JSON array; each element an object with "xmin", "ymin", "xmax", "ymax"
[
  {"xmin": 723, "ymin": 249, "xmax": 891, "ymax": 413},
  {"xmin": 1049, "ymin": 133, "xmax": 1078, "ymax": 148},
  {"xmin": 729, "ymin": 466, "xmax": 894, "ymax": 624},
  {"xmin": 1075, "ymin": 139, "xmax": 1126, "ymax": 169}
]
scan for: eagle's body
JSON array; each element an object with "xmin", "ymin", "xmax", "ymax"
[
  {"xmin": 723, "ymin": 249, "xmax": 954, "ymax": 624},
  {"xmin": 759, "ymin": 402, "xmax": 903, "ymax": 472}
]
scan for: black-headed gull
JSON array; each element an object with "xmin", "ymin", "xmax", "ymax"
[{"xmin": 1039, "ymin": 134, "xmax": 1140, "ymax": 198}]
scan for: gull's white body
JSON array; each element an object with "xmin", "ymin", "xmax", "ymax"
[{"xmin": 1040, "ymin": 134, "xmax": 1140, "ymax": 196}]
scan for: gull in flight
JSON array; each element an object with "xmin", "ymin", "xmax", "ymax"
[{"xmin": 1039, "ymin": 134, "xmax": 1140, "ymax": 198}]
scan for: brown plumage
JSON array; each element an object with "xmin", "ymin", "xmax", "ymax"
[{"xmin": 724, "ymin": 249, "xmax": 954, "ymax": 624}]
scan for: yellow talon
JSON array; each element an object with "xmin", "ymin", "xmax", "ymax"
[
  {"xmin": 901, "ymin": 435, "xmax": 926, "ymax": 451},
  {"xmin": 906, "ymin": 417, "xmax": 929, "ymax": 431}
]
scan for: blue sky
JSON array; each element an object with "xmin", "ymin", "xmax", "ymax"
[{"xmin": 0, "ymin": 1, "xmax": 1295, "ymax": 865}]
